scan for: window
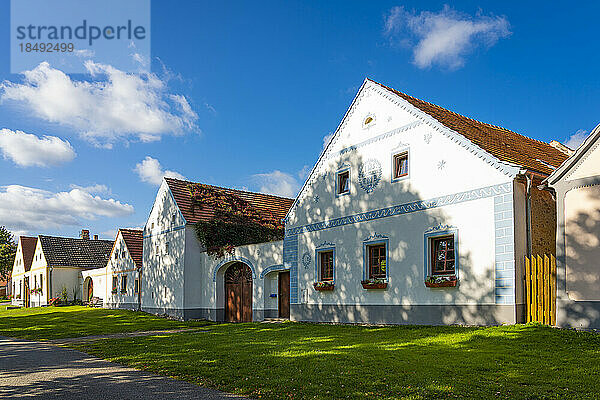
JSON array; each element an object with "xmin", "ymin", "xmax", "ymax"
[
  {"xmin": 112, "ymin": 276, "xmax": 118, "ymax": 293},
  {"xmin": 336, "ymin": 170, "xmax": 350, "ymax": 195},
  {"xmin": 40, "ymin": 274, "xmax": 43, "ymax": 289},
  {"xmin": 165, "ymin": 242, "xmax": 170, "ymax": 254},
  {"xmin": 151, "ymin": 222, "xmax": 154, "ymax": 229},
  {"xmin": 172, "ymin": 212, "xmax": 177, "ymax": 224},
  {"xmin": 121, "ymin": 275, "xmax": 128, "ymax": 293},
  {"xmin": 367, "ymin": 243, "xmax": 387, "ymax": 280},
  {"xmin": 134, "ymin": 278, "xmax": 140, "ymax": 295},
  {"xmin": 393, "ymin": 152, "xmax": 409, "ymax": 180},
  {"xmin": 319, "ymin": 250, "xmax": 334, "ymax": 281},
  {"xmin": 431, "ymin": 235, "xmax": 455, "ymax": 275},
  {"xmin": 33, "ymin": 275, "xmax": 37, "ymax": 289}
]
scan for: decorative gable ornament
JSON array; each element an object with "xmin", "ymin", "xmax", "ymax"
[{"xmin": 358, "ymin": 159, "xmax": 382, "ymax": 194}]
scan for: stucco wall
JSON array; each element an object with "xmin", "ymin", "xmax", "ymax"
[
  {"xmin": 141, "ymin": 180, "xmax": 186, "ymax": 315},
  {"xmin": 81, "ymin": 267, "xmax": 107, "ymax": 303},
  {"xmin": 105, "ymin": 232, "xmax": 139, "ymax": 309},
  {"xmin": 285, "ymin": 80, "xmax": 518, "ymax": 325}
]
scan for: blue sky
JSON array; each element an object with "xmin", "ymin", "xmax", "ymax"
[{"xmin": 0, "ymin": 1, "xmax": 598, "ymax": 239}]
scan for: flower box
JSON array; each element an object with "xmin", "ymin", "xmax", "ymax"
[
  {"xmin": 425, "ymin": 276, "xmax": 457, "ymax": 288},
  {"xmin": 313, "ymin": 282, "xmax": 334, "ymax": 291},
  {"xmin": 361, "ymin": 280, "xmax": 388, "ymax": 289}
]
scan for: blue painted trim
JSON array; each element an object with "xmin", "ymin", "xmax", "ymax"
[
  {"xmin": 287, "ymin": 182, "xmax": 512, "ymax": 235},
  {"xmin": 143, "ymin": 225, "xmax": 185, "ymax": 239},
  {"xmin": 259, "ymin": 264, "xmax": 289, "ymax": 279},
  {"xmin": 423, "ymin": 227, "xmax": 459, "ymax": 281},
  {"xmin": 211, "ymin": 256, "xmax": 257, "ymax": 282},
  {"xmin": 391, "ymin": 148, "xmax": 410, "ymax": 184},
  {"xmin": 335, "ymin": 166, "xmax": 351, "ymax": 198},
  {"xmin": 362, "ymin": 237, "xmax": 389, "ymax": 281},
  {"xmin": 315, "ymin": 246, "xmax": 336, "ymax": 283}
]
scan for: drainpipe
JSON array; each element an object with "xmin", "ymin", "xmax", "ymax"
[
  {"xmin": 49, "ymin": 266, "xmax": 53, "ymax": 301},
  {"xmin": 137, "ymin": 267, "xmax": 142, "ymax": 311},
  {"xmin": 524, "ymin": 173, "xmax": 533, "ymax": 257}
]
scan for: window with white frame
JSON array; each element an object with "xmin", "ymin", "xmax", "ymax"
[
  {"xmin": 317, "ymin": 249, "xmax": 334, "ymax": 282},
  {"xmin": 112, "ymin": 276, "xmax": 118, "ymax": 293},
  {"xmin": 121, "ymin": 275, "xmax": 128, "ymax": 294},
  {"xmin": 336, "ymin": 169, "xmax": 350, "ymax": 195},
  {"xmin": 366, "ymin": 243, "xmax": 387, "ymax": 280},
  {"xmin": 134, "ymin": 278, "xmax": 140, "ymax": 295},
  {"xmin": 392, "ymin": 151, "xmax": 409, "ymax": 181},
  {"xmin": 424, "ymin": 228, "xmax": 459, "ymax": 279}
]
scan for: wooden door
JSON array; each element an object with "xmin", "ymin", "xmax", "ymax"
[
  {"xmin": 225, "ymin": 263, "xmax": 253, "ymax": 322},
  {"xmin": 278, "ymin": 271, "xmax": 290, "ymax": 318}
]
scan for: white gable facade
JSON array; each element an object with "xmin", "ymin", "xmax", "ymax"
[
  {"xmin": 546, "ymin": 123, "xmax": 600, "ymax": 329},
  {"xmin": 284, "ymin": 80, "xmax": 529, "ymax": 325}
]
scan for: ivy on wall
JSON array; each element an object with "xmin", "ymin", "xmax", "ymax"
[{"xmin": 188, "ymin": 184, "xmax": 284, "ymax": 258}]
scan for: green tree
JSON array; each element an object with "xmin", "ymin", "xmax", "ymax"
[{"xmin": 0, "ymin": 226, "xmax": 17, "ymax": 280}]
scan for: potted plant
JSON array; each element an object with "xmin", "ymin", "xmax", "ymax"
[
  {"xmin": 361, "ymin": 278, "xmax": 388, "ymax": 289},
  {"xmin": 313, "ymin": 281, "xmax": 335, "ymax": 291},
  {"xmin": 425, "ymin": 275, "xmax": 457, "ymax": 288}
]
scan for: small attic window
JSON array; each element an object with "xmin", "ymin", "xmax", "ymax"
[{"xmin": 364, "ymin": 116, "xmax": 374, "ymax": 126}]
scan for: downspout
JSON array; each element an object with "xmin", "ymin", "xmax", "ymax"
[
  {"xmin": 138, "ymin": 267, "xmax": 142, "ymax": 311},
  {"xmin": 49, "ymin": 266, "xmax": 53, "ymax": 301},
  {"xmin": 524, "ymin": 173, "xmax": 533, "ymax": 257}
]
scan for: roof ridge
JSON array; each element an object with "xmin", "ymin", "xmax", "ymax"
[
  {"xmin": 119, "ymin": 228, "xmax": 143, "ymax": 232},
  {"xmin": 38, "ymin": 234, "xmax": 114, "ymax": 243},
  {"xmin": 368, "ymin": 78, "xmax": 554, "ymax": 148},
  {"xmin": 164, "ymin": 177, "xmax": 294, "ymax": 201}
]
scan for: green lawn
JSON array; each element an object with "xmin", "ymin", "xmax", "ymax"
[
  {"xmin": 73, "ymin": 322, "xmax": 600, "ymax": 400},
  {"xmin": 0, "ymin": 305, "xmax": 208, "ymax": 340}
]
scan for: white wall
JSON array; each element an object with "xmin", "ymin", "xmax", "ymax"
[
  {"xmin": 141, "ymin": 180, "xmax": 186, "ymax": 312},
  {"xmin": 287, "ymin": 80, "xmax": 515, "ymax": 311},
  {"xmin": 81, "ymin": 267, "xmax": 107, "ymax": 303},
  {"xmin": 105, "ymin": 231, "xmax": 139, "ymax": 308}
]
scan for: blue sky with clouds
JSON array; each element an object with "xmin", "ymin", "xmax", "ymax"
[{"xmin": 0, "ymin": 0, "xmax": 598, "ymax": 239}]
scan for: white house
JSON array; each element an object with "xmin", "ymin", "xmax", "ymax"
[
  {"xmin": 544, "ymin": 123, "xmax": 600, "ymax": 329},
  {"xmin": 141, "ymin": 178, "xmax": 293, "ymax": 321},
  {"xmin": 10, "ymin": 236, "xmax": 37, "ymax": 306},
  {"xmin": 282, "ymin": 79, "xmax": 569, "ymax": 325},
  {"xmin": 11, "ymin": 231, "xmax": 113, "ymax": 307}
]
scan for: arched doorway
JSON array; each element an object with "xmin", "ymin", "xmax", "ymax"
[
  {"xmin": 225, "ymin": 262, "xmax": 253, "ymax": 322},
  {"xmin": 84, "ymin": 277, "xmax": 93, "ymax": 302}
]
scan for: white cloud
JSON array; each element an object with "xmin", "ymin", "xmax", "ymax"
[
  {"xmin": 0, "ymin": 128, "xmax": 76, "ymax": 167},
  {"xmin": 252, "ymin": 170, "xmax": 300, "ymax": 198},
  {"xmin": 69, "ymin": 184, "xmax": 111, "ymax": 195},
  {"xmin": 565, "ymin": 129, "xmax": 589, "ymax": 150},
  {"xmin": 384, "ymin": 5, "xmax": 511, "ymax": 69},
  {"xmin": 0, "ymin": 184, "xmax": 134, "ymax": 233},
  {"xmin": 134, "ymin": 156, "xmax": 186, "ymax": 186},
  {"xmin": 1, "ymin": 61, "xmax": 199, "ymax": 147}
]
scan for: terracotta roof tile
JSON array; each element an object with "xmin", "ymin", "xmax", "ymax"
[
  {"xmin": 19, "ymin": 236, "xmax": 37, "ymax": 272},
  {"xmin": 164, "ymin": 178, "xmax": 294, "ymax": 224},
  {"xmin": 38, "ymin": 235, "xmax": 114, "ymax": 270},
  {"xmin": 370, "ymin": 79, "xmax": 569, "ymax": 175},
  {"xmin": 119, "ymin": 229, "xmax": 143, "ymax": 269}
]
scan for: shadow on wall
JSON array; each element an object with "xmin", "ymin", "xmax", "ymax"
[
  {"xmin": 562, "ymin": 187, "xmax": 600, "ymax": 328},
  {"xmin": 294, "ymin": 152, "xmax": 504, "ymax": 326}
]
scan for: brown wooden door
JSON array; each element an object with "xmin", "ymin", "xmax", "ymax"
[
  {"xmin": 278, "ymin": 271, "xmax": 290, "ymax": 319},
  {"xmin": 24, "ymin": 278, "xmax": 30, "ymax": 307},
  {"xmin": 225, "ymin": 263, "xmax": 253, "ymax": 322}
]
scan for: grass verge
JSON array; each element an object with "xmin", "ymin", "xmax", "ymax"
[
  {"xmin": 0, "ymin": 305, "xmax": 208, "ymax": 340},
  {"xmin": 72, "ymin": 322, "xmax": 600, "ymax": 399}
]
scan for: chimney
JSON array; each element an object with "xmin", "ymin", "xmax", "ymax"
[
  {"xmin": 80, "ymin": 229, "xmax": 90, "ymax": 240},
  {"xmin": 93, "ymin": 234, "xmax": 98, "ymax": 240}
]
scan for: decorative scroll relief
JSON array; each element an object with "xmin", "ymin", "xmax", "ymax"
[{"xmin": 287, "ymin": 182, "xmax": 512, "ymax": 235}]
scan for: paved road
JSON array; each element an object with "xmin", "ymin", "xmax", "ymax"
[{"xmin": 0, "ymin": 336, "xmax": 245, "ymax": 399}]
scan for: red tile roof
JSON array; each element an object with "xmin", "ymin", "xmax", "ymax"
[
  {"xmin": 19, "ymin": 236, "xmax": 37, "ymax": 272},
  {"xmin": 119, "ymin": 229, "xmax": 143, "ymax": 269},
  {"xmin": 370, "ymin": 79, "xmax": 569, "ymax": 175},
  {"xmin": 164, "ymin": 178, "xmax": 294, "ymax": 224},
  {"xmin": 38, "ymin": 235, "xmax": 114, "ymax": 270}
]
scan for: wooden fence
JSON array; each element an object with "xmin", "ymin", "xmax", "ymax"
[{"xmin": 524, "ymin": 254, "xmax": 556, "ymax": 325}]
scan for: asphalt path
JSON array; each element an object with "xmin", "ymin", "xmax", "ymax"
[{"xmin": 0, "ymin": 336, "xmax": 245, "ymax": 399}]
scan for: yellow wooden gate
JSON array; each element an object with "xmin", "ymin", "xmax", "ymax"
[{"xmin": 524, "ymin": 255, "xmax": 556, "ymax": 325}]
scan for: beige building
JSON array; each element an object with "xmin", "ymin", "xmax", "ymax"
[{"xmin": 545, "ymin": 123, "xmax": 600, "ymax": 329}]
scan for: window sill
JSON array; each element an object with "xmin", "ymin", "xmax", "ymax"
[
  {"xmin": 425, "ymin": 276, "xmax": 457, "ymax": 288},
  {"xmin": 361, "ymin": 281, "xmax": 388, "ymax": 290},
  {"xmin": 313, "ymin": 282, "xmax": 334, "ymax": 291}
]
